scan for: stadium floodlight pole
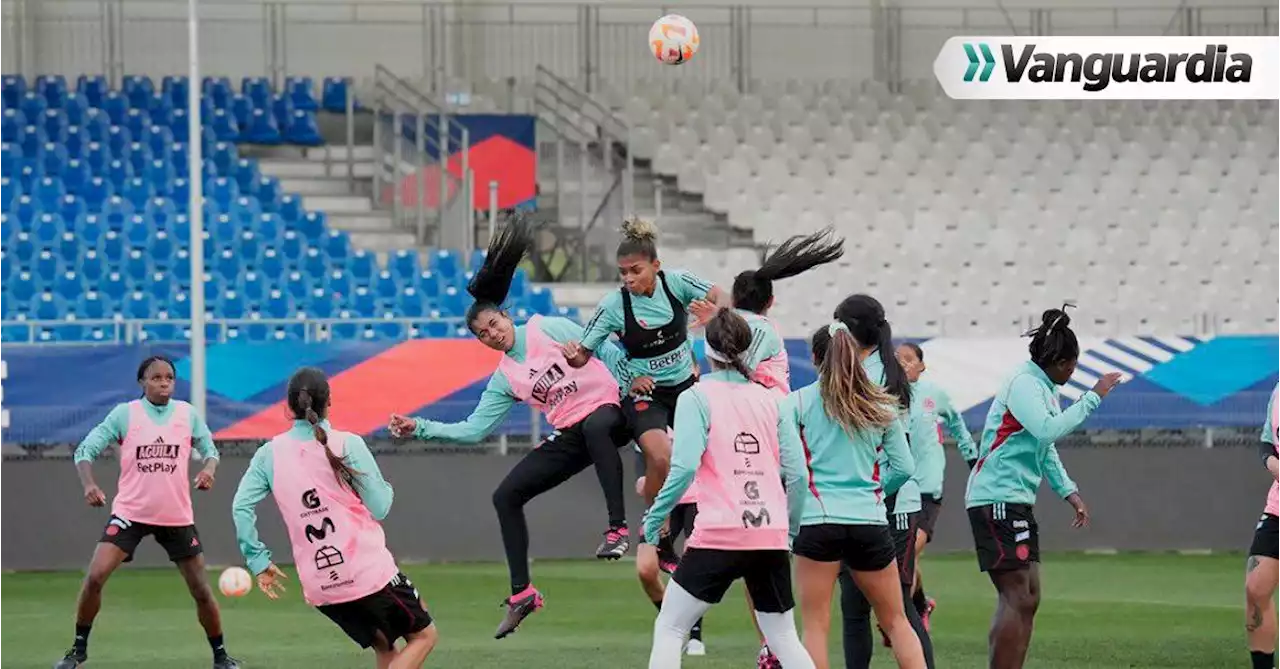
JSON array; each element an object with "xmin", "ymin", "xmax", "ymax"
[{"xmin": 187, "ymin": 0, "xmax": 208, "ymax": 419}]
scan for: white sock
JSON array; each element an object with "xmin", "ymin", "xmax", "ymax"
[
  {"xmin": 648, "ymin": 581, "xmax": 713, "ymax": 669},
  {"xmin": 755, "ymin": 608, "xmax": 816, "ymax": 669}
]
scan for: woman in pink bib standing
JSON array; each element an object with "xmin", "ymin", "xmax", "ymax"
[
  {"xmin": 1245, "ymin": 382, "xmax": 1279, "ymax": 669},
  {"xmin": 389, "ymin": 217, "xmax": 634, "ymax": 640},
  {"xmin": 233, "ymin": 368, "xmax": 437, "ymax": 668},
  {"xmin": 643, "ymin": 308, "xmax": 814, "ymax": 669},
  {"xmin": 54, "ymin": 355, "xmax": 239, "ymax": 669}
]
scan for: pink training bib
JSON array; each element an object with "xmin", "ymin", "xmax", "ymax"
[
  {"xmin": 499, "ymin": 315, "xmax": 621, "ymax": 429},
  {"xmin": 750, "ymin": 315, "xmax": 791, "ymax": 396},
  {"xmin": 268, "ymin": 431, "xmax": 399, "ymax": 607},
  {"xmin": 113, "ymin": 400, "xmax": 195, "ymax": 526},
  {"xmin": 1268, "ymin": 384, "xmax": 1278, "ymax": 516},
  {"xmin": 686, "ymin": 380, "xmax": 788, "ymax": 551}
]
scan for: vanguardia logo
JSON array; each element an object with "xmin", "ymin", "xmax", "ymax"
[{"xmin": 935, "ymin": 36, "xmax": 1276, "ymax": 100}]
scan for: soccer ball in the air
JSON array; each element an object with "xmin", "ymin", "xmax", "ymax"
[
  {"xmin": 649, "ymin": 14, "xmax": 699, "ymax": 65},
  {"xmin": 219, "ymin": 567, "xmax": 252, "ymax": 597}
]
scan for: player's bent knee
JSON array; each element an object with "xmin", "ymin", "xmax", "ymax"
[{"xmin": 1246, "ymin": 573, "xmax": 1275, "ymax": 604}]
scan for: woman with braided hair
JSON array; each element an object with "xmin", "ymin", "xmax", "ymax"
[
  {"xmin": 965, "ymin": 305, "xmax": 1120, "ymax": 669},
  {"xmin": 388, "ymin": 216, "xmax": 636, "ymax": 639}
]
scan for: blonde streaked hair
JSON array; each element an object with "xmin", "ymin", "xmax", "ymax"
[{"xmin": 818, "ymin": 321, "xmax": 898, "ymax": 433}]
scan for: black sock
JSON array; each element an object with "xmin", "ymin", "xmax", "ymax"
[
  {"xmin": 612, "ymin": 521, "xmax": 628, "ymax": 531},
  {"xmin": 690, "ymin": 617, "xmax": 703, "ymax": 641},
  {"xmin": 511, "ymin": 583, "xmax": 530, "ymax": 597},
  {"xmin": 1251, "ymin": 650, "xmax": 1275, "ymax": 669},
  {"xmin": 73, "ymin": 624, "xmax": 91, "ymax": 654},
  {"xmin": 208, "ymin": 635, "xmax": 227, "ymax": 662},
  {"xmin": 912, "ymin": 583, "xmax": 928, "ymax": 614}
]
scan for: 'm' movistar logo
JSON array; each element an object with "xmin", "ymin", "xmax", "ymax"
[{"xmin": 963, "ymin": 42, "xmax": 1252, "ymax": 91}]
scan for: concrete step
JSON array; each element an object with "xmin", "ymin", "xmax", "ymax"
[
  {"xmin": 349, "ymin": 230, "xmax": 419, "ymax": 254},
  {"xmin": 303, "ymin": 145, "xmax": 377, "ymax": 162},
  {"xmin": 262, "ymin": 160, "xmax": 376, "ymax": 180},
  {"xmin": 327, "ymin": 213, "xmax": 398, "ymax": 233},
  {"xmin": 300, "ymin": 194, "xmax": 373, "ymax": 214},
  {"xmin": 278, "ymin": 177, "xmax": 357, "ymax": 196}
]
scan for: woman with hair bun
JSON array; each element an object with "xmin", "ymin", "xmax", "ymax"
[{"xmin": 965, "ymin": 305, "xmax": 1120, "ymax": 669}]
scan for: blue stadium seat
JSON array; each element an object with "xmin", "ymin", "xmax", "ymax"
[
  {"xmin": 82, "ymin": 108, "xmax": 110, "ymax": 142},
  {"xmin": 75, "ymin": 75, "xmax": 108, "ymax": 107},
  {"xmin": 32, "ymin": 177, "xmax": 65, "ymax": 211},
  {"xmin": 100, "ymin": 271, "xmax": 127, "ymax": 302},
  {"xmin": 415, "ymin": 270, "xmax": 441, "ymax": 297},
  {"xmin": 2, "ymin": 141, "xmax": 20, "ymax": 176},
  {"xmin": 219, "ymin": 289, "xmax": 246, "ymax": 318},
  {"xmin": 102, "ymin": 195, "xmax": 134, "ymax": 231},
  {"xmin": 285, "ymin": 110, "xmax": 322, "ymax": 145},
  {"xmin": 121, "ymin": 177, "xmax": 153, "ymax": 210},
  {"xmin": 63, "ymin": 126, "xmax": 87, "ymax": 159},
  {"xmin": 145, "ymin": 96, "xmax": 172, "ymax": 127},
  {"xmin": 241, "ymin": 77, "xmax": 272, "ymax": 107},
  {"xmin": 101, "ymin": 229, "xmax": 125, "ymax": 265},
  {"xmin": 390, "ymin": 248, "xmax": 420, "ymax": 280},
  {"xmin": 324, "ymin": 229, "xmax": 349, "ymax": 263},
  {"xmin": 124, "ymin": 248, "xmax": 151, "ymax": 282},
  {"xmin": 276, "ymin": 270, "xmax": 304, "ymax": 301},
  {"xmin": 12, "ymin": 194, "xmax": 38, "ymax": 231},
  {"xmin": 230, "ymin": 94, "xmax": 253, "ymax": 130},
  {"xmin": 296, "ymin": 210, "xmax": 325, "ymax": 241},
  {"xmin": 431, "ymin": 249, "xmax": 460, "ymax": 280},
  {"xmin": 105, "ymin": 124, "xmax": 131, "ymax": 157},
  {"xmin": 103, "ymin": 159, "xmax": 131, "ymax": 191},
  {"xmin": 231, "ymin": 157, "xmax": 258, "ymax": 194},
  {"xmin": 326, "ymin": 269, "xmax": 353, "ymax": 300},
  {"xmin": 18, "ymin": 123, "xmax": 44, "ymax": 156},
  {"xmin": 254, "ymin": 213, "xmax": 282, "ymax": 242},
  {"xmin": 171, "ymin": 142, "xmax": 188, "ymax": 172},
  {"xmin": 307, "ymin": 289, "xmax": 336, "ymax": 318},
  {"xmin": 422, "ymin": 321, "xmax": 453, "ymax": 338},
  {"xmin": 329, "ymin": 311, "xmax": 360, "ymax": 339},
  {"xmin": 528, "ymin": 286, "xmax": 555, "ymax": 315},
  {"xmin": 242, "ymin": 108, "xmax": 281, "ymax": 144},
  {"xmin": 122, "ymin": 75, "xmax": 155, "ymax": 110},
  {"xmin": 467, "ymin": 248, "xmax": 488, "ymax": 272},
  {"xmin": 35, "ymin": 75, "xmax": 67, "ymax": 106},
  {"xmin": 75, "ymin": 212, "xmax": 103, "ymax": 246},
  {"xmin": 162, "ymin": 75, "xmax": 189, "ymax": 109},
  {"xmin": 211, "ymin": 213, "xmax": 237, "ymax": 241},
  {"xmin": 241, "ymin": 270, "xmax": 266, "ymax": 303},
  {"xmin": 168, "ymin": 290, "xmax": 190, "ymax": 317},
  {"xmin": 346, "ymin": 249, "xmax": 375, "ymax": 284},
  {"xmin": 125, "ymin": 213, "xmax": 154, "ymax": 246},
  {"xmin": 170, "ymin": 108, "xmax": 191, "ymax": 142},
  {"xmin": 374, "ymin": 270, "xmax": 398, "ymax": 300},
  {"xmin": 20, "ymin": 92, "xmax": 47, "ymax": 122},
  {"xmin": 79, "ymin": 248, "xmax": 106, "ymax": 282},
  {"xmin": 63, "ymin": 94, "xmax": 89, "ymax": 125},
  {"xmin": 144, "ymin": 271, "xmax": 173, "ymax": 301},
  {"xmin": 55, "ymin": 270, "xmax": 83, "ymax": 300},
  {"xmin": 33, "ymin": 248, "xmax": 60, "ymax": 282},
  {"xmin": 84, "ymin": 141, "xmax": 109, "ymax": 173},
  {"xmin": 285, "ymin": 76, "xmax": 318, "ymax": 111},
  {"xmin": 145, "ymin": 195, "xmax": 177, "ymax": 222},
  {"xmin": 270, "ymin": 94, "xmax": 292, "ymax": 128},
  {"xmin": 236, "ymin": 230, "xmax": 259, "ymax": 261},
  {"xmin": 34, "ymin": 292, "xmax": 66, "ymax": 320},
  {"xmin": 61, "ymin": 158, "xmax": 89, "ymax": 195},
  {"xmin": 40, "ymin": 108, "xmax": 67, "ymax": 141},
  {"xmin": 33, "ymin": 211, "xmax": 63, "ymax": 245},
  {"xmin": 509, "ymin": 268, "xmax": 529, "ymax": 299},
  {"xmin": 301, "ymin": 247, "xmax": 326, "ymax": 279},
  {"xmin": 171, "ymin": 177, "xmax": 190, "ymax": 207},
  {"xmin": 349, "ymin": 286, "xmax": 377, "ymax": 317},
  {"xmin": 208, "ymin": 107, "xmax": 239, "ymax": 141},
  {"xmin": 145, "ymin": 160, "xmax": 174, "ymax": 194},
  {"xmin": 1, "ymin": 110, "xmax": 22, "ymax": 142},
  {"xmin": 124, "ymin": 108, "xmax": 150, "ymax": 140},
  {"xmin": 3, "ymin": 75, "xmax": 26, "ymax": 109},
  {"xmin": 280, "ymin": 230, "xmax": 302, "ymax": 262},
  {"xmin": 10, "ymin": 270, "xmax": 36, "ymax": 302},
  {"xmin": 209, "ymin": 141, "xmax": 237, "ymax": 174},
  {"xmin": 38, "ymin": 142, "xmax": 68, "ymax": 177},
  {"xmin": 215, "ymin": 248, "xmax": 241, "ymax": 282},
  {"xmin": 57, "ymin": 193, "xmax": 84, "ymax": 225},
  {"xmin": 202, "ymin": 272, "xmax": 225, "ymax": 302},
  {"xmin": 81, "ymin": 176, "xmax": 111, "ymax": 210},
  {"xmin": 230, "ymin": 195, "xmax": 260, "ymax": 222},
  {"xmin": 260, "ymin": 248, "xmax": 284, "ymax": 278},
  {"xmin": 203, "ymin": 76, "xmax": 234, "ymax": 109},
  {"xmin": 146, "ymin": 125, "xmax": 174, "ymax": 159},
  {"xmin": 440, "ymin": 285, "xmax": 467, "ymax": 316},
  {"xmin": 398, "ymin": 287, "xmax": 426, "ymax": 318},
  {"xmin": 148, "ymin": 231, "xmax": 175, "ymax": 269},
  {"xmin": 277, "ymin": 193, "xmax": 303, "ymax": 223},
  {"xmin": 124, "ymin": 290, "xmax": 153, "ymax": 319},
  {"xmin": 76, "ymin": 290, "xmax": 108, "ymax": 319},
  {"xmin": 376, "ymin": 312, "xmax": 406, "ymax": 339},
  {"xmin": 262, "ymin": 289, "xmax": 293, "ymax": 319}
]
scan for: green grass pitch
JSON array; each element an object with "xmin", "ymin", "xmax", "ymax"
[{"xmin": 2, "ymin": 553, "xmax": 1245, "ymax": 668}]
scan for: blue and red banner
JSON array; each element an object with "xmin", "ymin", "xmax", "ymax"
[{"xmin": 380, "ymin": 114, "xmax": 536, "ymax": 211}]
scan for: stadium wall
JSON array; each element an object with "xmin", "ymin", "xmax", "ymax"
[
  {"xmin": 3, "ymin": 336, "xmax": 1276, "ymax": 445},
  {"xmin": 1, "ymin": 446, "xmax": 1271, "ymax": 571}
]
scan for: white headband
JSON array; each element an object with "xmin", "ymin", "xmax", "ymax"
[{"xmin": 705, "ymin": 345, "xmax": 731, "ymax": 364}]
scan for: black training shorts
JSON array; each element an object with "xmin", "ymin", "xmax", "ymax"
[
  {"xmin": 918, "ymin": 494, "xmax": 943, "ymax": 542},
  {"xmin": 968, "ymin": 502, "xmax": 1039, "ymax": 572},
  {"xmin": 100, "ymin": 515, "xmax": 202, "ymax": 563},
  {"xmin": 623, "ymin": 376, "xmax": 695, "ymax": 437},
  {"xmin": 890, "ymin": 511, "xmax": 921, "ymax": 586},
  {"xmin": 318, "ymin": 572, "xmax": 433, "ymax": 649},
  {"xmin": 1250, "ymin": 513, "xmax": 1279, "ymax": 559},
  {"xmin": 792, "ymin": 523, "xmax": 896, "ymax": 573},
  {"xmin": 672, "ymin": 547, "xmax": 795, "ymax": 613}
]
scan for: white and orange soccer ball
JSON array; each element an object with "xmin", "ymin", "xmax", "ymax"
[
  {"xmin": 218, "ymin": 567, "xmax": 253, "ymax": 598},
  {"xmin": 649, "ymin": 14, "xmax": 699, "ymax": 65}
]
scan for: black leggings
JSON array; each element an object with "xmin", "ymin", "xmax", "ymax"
[
  {"xmin": 491, "ymin": 404, "xmax": 631, "ymax": 589},
  {"xmin": 838, "ymin": 568, "xmax": 935, "ymax": 669}
]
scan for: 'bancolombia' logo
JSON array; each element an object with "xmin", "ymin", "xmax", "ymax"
[{"xmin": 984, "ymin": 43, "xmax": 1251, "ymax": 92}]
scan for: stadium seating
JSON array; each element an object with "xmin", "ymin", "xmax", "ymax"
[
  {"xmin": 1, "ymin": 74, "xmax": 567, "ymax": 344},
  {"xmin": 601, "ymin": 77, "xmax": 1278, "ymax": 337}
]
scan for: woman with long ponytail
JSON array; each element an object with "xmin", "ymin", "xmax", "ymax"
[
  {"xmin": 232, "ymin": 367, "xmax": 439, "ymax": 669},
  {"xmin": 830, "ymin": 294, "xmax": 935, "ymax": 668},
  {"xmin": 786, "ymin": 321, "xmax": 925, "ymax": 669},
  {"xmin": 388, "ymin": 215, "xmax": 636, "ymax": 639}
]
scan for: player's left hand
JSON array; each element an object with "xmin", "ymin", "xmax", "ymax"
[
  {"xmin": 630, "ymin": 375, "xmax": 656, "ymax": 396},
  {"xmin": 194, "ymin": 468, "xmax": 215, "ymax": 490},
  {"xmin": 1067, "ymin": 492, "xmax": 1090, "ymax": 528},
  {"xmin": 688, "ymin": 299, "xmax": 718, "ymax": 327},
  {"xmin": 388, "ymin": 414, "xmax": 416, "ymax": 439},
  {"xmin": 257, "ymin": 563, "xmax": 288, "ymax": 600}
]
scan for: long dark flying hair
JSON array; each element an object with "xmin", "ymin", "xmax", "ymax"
[
  {"xmin": 704, "ymin": 308, "xmax": 755, "ymax": 380},
  {"xmin": 465, "ymin": 213, "xmax": 536, "ymax": 326},
  {"xmin": 833, "ymin": 294, "xmax": 911, "ymax": 410},
  {"xmin": 733, "ymin": 228, "xmax": 845, "ymax": 314},
  {"xmin": 286, "ymin": 367, "xmax": 360, "ymax": 494},
  {"xmin": 1024, "ymin": 304, "xmax": 1079, "ymax": 368}
]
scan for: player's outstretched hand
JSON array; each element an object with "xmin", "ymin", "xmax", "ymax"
[
  {"xmin": 688, "ymin": 299, "xmax": 718, "ymax": 327},
  {"xmin": 84, "ymin": 484, "xmax": 106, "ymax": 507},
  {"xmin": 1091, "ymin": 372, "xmax": 1122, "ymax": 398},
  {"xmin": 561, "ymin": 341, "xmax": 587, "ymax": 368},
  {"xmin": 388, "ymin": 414, "xmax": 416, "ymax": 439},
  {"xmin": 257, "ymin": 564, "xmax": 288, "ymax": 600},
  {"xmin": 630, "ymin": 375, "xmax": 656, "ymax": 397},
  {"xmin": 193, "ymin": 468, "xmax": 215, "ymax": 490},
  {"xmin": 1067, "ymin": 492, "xmax": 1090, "ymax": 529}
]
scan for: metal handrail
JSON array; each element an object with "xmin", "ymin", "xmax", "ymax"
[
  {"xmin": 0, "ymin": 316, "xmax": 473, "ymax": 346},
  {"xmin": 535, "ymin": 64, "xmax": 628, "ymax": 139}
]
